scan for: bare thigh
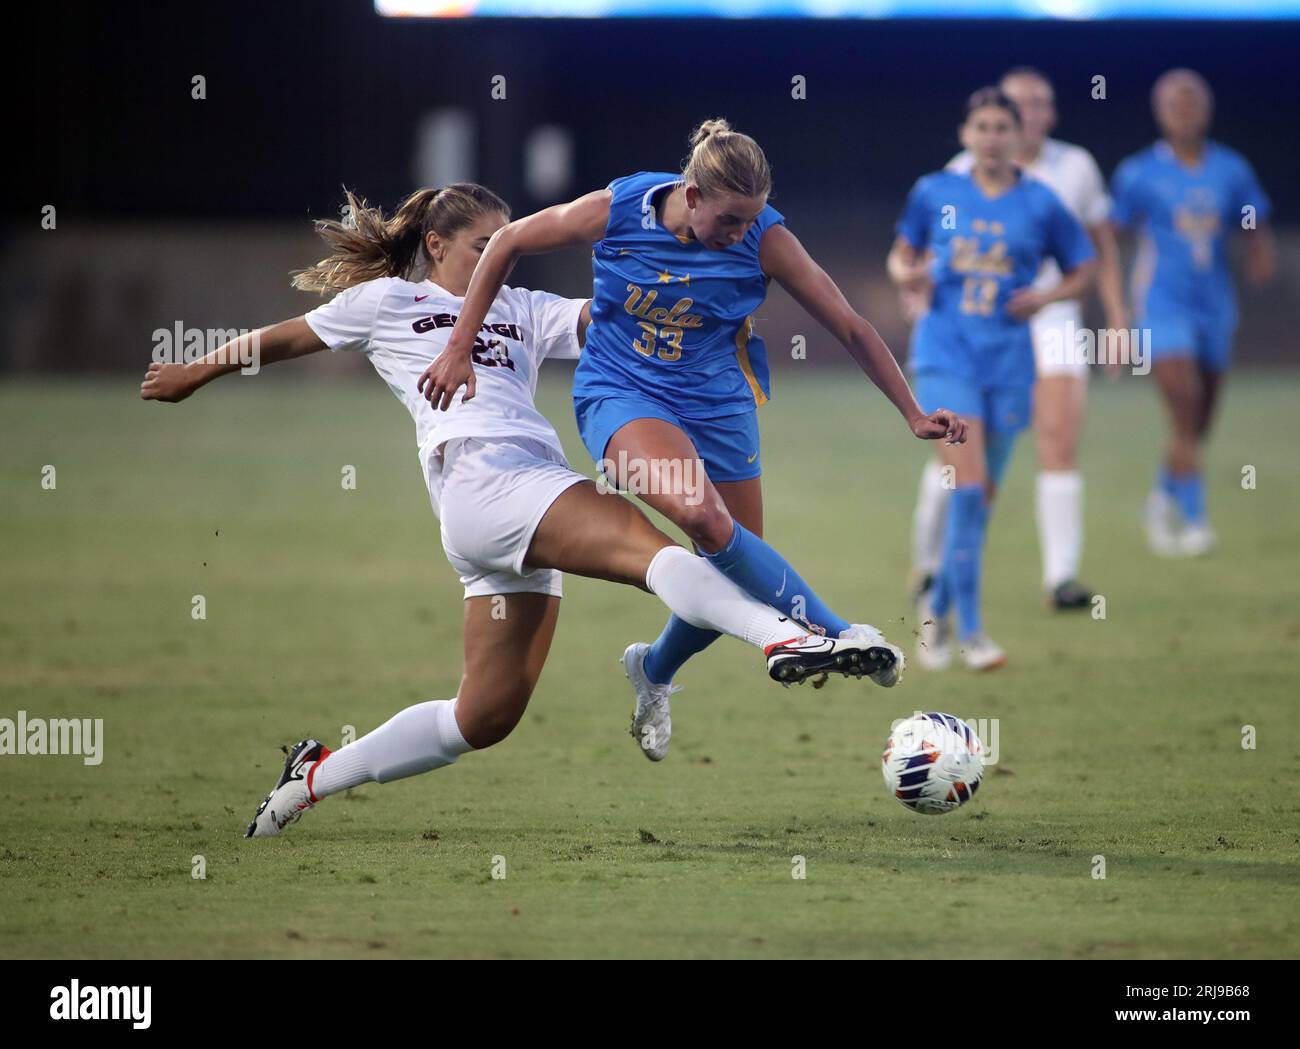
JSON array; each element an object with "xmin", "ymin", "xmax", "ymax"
[
  {"xmin": 603, "ymin": 417, "xmax": 736, "ymax": 552},
  {"xmin": 525, "ymin": 479, "xmax": 677, "ymax": 589}
]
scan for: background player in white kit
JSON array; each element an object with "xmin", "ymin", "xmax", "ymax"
[
  {"xmin": 907, "ymin": 68, "xmax": 1128, "ymax": 611},
  {"xmin": 140, "ymin": 183, "xmax": 904, "ymax": 838}
]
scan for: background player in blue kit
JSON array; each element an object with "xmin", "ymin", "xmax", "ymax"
[
  {"xmin": 417, "ymin": 118, "xmax": 967, "ymax": 759},
  {"xmin": 888, "ymin": 88, "xmax": 1097, "ymax": 670},
  {"xmin": 1111, "ymin": 69, "xmax": 1277, "ymax": 558}
]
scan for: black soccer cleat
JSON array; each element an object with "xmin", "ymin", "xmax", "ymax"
[
  {"xmin": 765, "ymin": 633, "xmax": 904, "ymax": 688},
  {"xmin": 1048, "ymin": 579, "xmax": 1094, "ymax": 611}
]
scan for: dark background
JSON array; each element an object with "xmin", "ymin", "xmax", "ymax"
[{"xmin": 7, "ymin": 2, "xmax": 1298, "ymax": 371}]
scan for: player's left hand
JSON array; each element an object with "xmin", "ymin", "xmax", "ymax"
[
  {"xmin": 912, "ymin": 409, "xmax": 967, "ymax": 445},
  {"xmin": 1005, "ymin": 287, "xmax": 1048, "ymax": 320}
]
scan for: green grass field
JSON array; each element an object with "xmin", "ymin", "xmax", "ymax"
[{"xmin": 2, "ymin": 369, "xmax": 1299, "ymax": 959}]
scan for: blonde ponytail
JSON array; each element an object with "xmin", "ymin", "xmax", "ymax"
[{"xmin": 292, "ymin": 183, "xmax": 510, "ymax": 295}]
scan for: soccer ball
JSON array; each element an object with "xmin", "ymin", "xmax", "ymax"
[{"xmin": 881, "ymin": 712, "xmax": 985, "ymax": 815}]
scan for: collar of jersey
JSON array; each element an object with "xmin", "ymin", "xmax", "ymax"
[
  {"xmin": 640, "ymin": 177, "xmax": 694, "ymax": 245},
  {"xmin": 420, "ymin": 277, "xmax": 461, "ymax": 300},
  {"xmin": 964, "ymin": 165, "xmax": 1024, "ymax": 201},
  {"xmin": 1155, "ymin": 139, "xmax": 1213, "ymax": 171}
]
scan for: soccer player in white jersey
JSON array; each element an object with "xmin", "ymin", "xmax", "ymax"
[
  {"xmin": 907, "ymin": 68, "xmax": 1128, "ymax": 612},
  {"xmin": 141, "ymin": 184, "xmax": 904, "ymax": 838}
]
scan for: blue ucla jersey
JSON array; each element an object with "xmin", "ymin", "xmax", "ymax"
[
  {"xmin": 897, "ymin": 169, "xmax": 1094, "ymax": 388},
  {"xmin": 1111, "ymin": 140, "xmax": 1271, "ymax": 313},
  {"xmin": 574, "ymin": 170, "xmax": 785, "ymax": 418}
]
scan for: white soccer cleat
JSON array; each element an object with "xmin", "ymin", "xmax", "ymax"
[
  {"xmin": 915, "ymin": 590, "xmax": 952, "ymax": 671},
  {"xmin": 1178, "ymin": 522, "xmax": 1216, "ymax": 557},
  {"xmin": 838, "ymin": 623, "xmax": 905, "ymax": 687},
  {"xmin": 766, "ymin": 630, "xmax": 903, "ymax": 688},
  {"xmin": 623, "ymin": 642, "xmax": 680, "ymax": 762},
  {"xmin": 245, "ymin": 738, "xmax": 331, "ymax": 838},
  {"xmin": 959, "ymin": 633, "xmax": 1007, "ymax": 672},
  {"xmin": 1144, "ymin": 489, "xmax": 1181, "ymax": 558}
]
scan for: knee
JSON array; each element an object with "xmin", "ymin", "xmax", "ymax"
[
  {"xmin": 456, "ymin": 684, "xmax": 531, "ymax": 749},
  {"xmin": 671, "ymin": 499, "xmax": 734, "ymax": 553},
  {"xmin": 1038, "ymin": 432, "xmax": 1076, "ymax": 471}
]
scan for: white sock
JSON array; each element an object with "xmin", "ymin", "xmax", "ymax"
[
  {"xmin": 1036, "ymin": 470, "xmax": 1084, "ymax": 588},
  {"xmin": 645, "ymin": 545, "xmax": 802, "ymax": 651},
  {"xmin": 311, "ymin": 698, "xmax": 474, "ymax": 799},
  {"xmin": 912, "ymin": 458, "xmax": 949, "ymax": 580}
]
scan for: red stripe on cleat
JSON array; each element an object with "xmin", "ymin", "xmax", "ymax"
[
  {"xmin": 763, "ymin": 635, "xmax": 809, "ymax": 657},
  {"xmin": 306, "ymin": 746, "xmax": 332, "ymax": 804}
]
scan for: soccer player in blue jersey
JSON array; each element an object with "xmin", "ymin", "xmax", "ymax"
[
  {"xmin": 909, "ymin": 67, "xmax": 1129, "ymax": 614},
  {"xmin": 416, "ymin": 118, "xmax": 967, "ymax": 760},
  {"xmin": 1112, "ymin": 69, "xmax": 1276, "ymax": 557},
  {"xmin": 887, "ymin": 88, "xmax": 1097, "ymax": 670}
]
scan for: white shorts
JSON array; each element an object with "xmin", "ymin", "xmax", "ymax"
[
  {"xmin": 1031, "ymin": 301, "xmax": 1089, "ymax": 379},
  {"xmin": 423, "ymin": 435, "xmax": 589, "ymax": 599}
]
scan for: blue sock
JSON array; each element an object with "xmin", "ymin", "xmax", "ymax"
[
  {"xmin": 1169, "ymin": 472, "xmax": 1206, "ymax": 525},
  {"xmin": 930, "ymin": 566, "xmax": 952, "ymax": 619},
  {"xmin": 1157, "ymin": 467, "xmax": 1177, "ymax": 497},
  {"xmin": 941, "ymin": 486, "xmax": 988, "ymax": 641},
  {"xmin": 703, "ymin": 522, "xmax": 850, "ymax": 636},
  {"xmin": 643, "ymin": 615, "xmax": 720, "ymax": 685}
]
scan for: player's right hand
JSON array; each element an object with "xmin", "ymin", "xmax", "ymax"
[
  {"xmin": 140, "ymin": 362, "xmax": 198, "ymax": 403},
  {"xmin": 417, "ymin": 346, "xmax": 476, "ymax": 412},
  {"xmin": 912, "ymin": 408, "xmax": 968, "ymax": 445}
]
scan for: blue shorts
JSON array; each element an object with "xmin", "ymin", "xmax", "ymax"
[
  {"xmin": 1142, "ymin": 295, "xmax": 1237, "ymax": 373},
  {"xmin": 575, "ymin": 393, "xmax": 762, "ymax": 483},
  {"xmin": 913, "ymin": 372, "xmax": 1033, "ymax": 436}
]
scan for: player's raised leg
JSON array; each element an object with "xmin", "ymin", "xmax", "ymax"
[
  {"xmin": 245, "ymin": 593, "xmax": 558, "ymax": 837},
  {"xmin": 526, "ymin": 477, "xmax": 903, "ymax": 760},
  {"xmin": 601, "ymin": 418, "xmax": 863, "ymax": 638}
]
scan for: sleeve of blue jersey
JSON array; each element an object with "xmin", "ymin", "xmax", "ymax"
[{"xmin": 748, "ymin": 201, "xmax": 786, "ymax": 250}]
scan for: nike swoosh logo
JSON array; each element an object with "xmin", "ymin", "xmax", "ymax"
[
  {"xmin": 775, "ymin": 569, "xmax": 787, "ymax": 599},
  {"xmin": 746, "ymin": 452, "xmax": 759, "ymax": 463},
  {"xmin": 415, "ymin": 295, "xmax": 429, "ymax": 302}
]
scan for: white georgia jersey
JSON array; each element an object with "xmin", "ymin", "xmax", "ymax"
[
  {"xmin": 948, "ymin": 139, "xmax": 1109, "ymax": 318},
  {"xmin": 304, "ymin": 276, "xmax": 586, "ymax": 459}
]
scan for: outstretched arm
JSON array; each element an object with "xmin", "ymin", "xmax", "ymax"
[
  {"xmin": 140, "ymin": 317, "xmax": 326, "ymax": 402},
  {"xmin": 418, "ymin": 190, "xmax": 611, "ymax": 411},
  {"xmin": 761, "ymin": 224, "xmax": 966, "ymax": 444}
]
